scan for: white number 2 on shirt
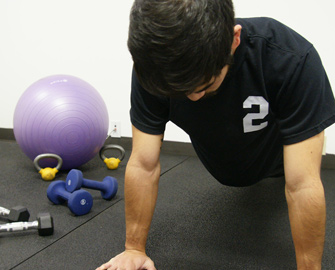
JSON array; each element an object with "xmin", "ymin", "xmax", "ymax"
[{"xmin": 243, "ymin": 96, "xmax": 269, "ymax": 133}]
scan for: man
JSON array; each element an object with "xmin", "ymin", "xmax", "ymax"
[{"xmin": 97, "ymin": 0, "xmax": 335, "ymax": 269}]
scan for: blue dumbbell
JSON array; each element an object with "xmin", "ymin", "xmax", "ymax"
[
  {"xmin": 65, "ymin": 169, "xmax": 118, "ymax": 200},
  {"xmin": 47, "ymin": 180, "xmax": 93, "ymax": 216}
]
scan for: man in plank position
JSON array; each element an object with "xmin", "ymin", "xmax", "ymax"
[{"xmin": 97, "ymin": 0, "xmax": 335, "ymax": 269}]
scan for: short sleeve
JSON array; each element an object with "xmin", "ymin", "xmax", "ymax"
[
  {"xmin": 274, "ymin": 46, "xmax": 335, "ymax": 145},
  {"xmin": 130, "ymin": 68, "xmax": 170, "ymax": 135}
]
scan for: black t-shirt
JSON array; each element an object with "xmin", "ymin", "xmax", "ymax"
[{"xmin": 130, "ymin": 17, "xmax": 335, "ymax": 187}]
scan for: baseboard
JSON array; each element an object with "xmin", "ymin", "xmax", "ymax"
[
  {"xmin": 0, "ymin": 128, "xmax": 197, "ymax": 156},
  {"xmin": 322, "ymin": 154, "xmax": 335, "ymax": 170},
  {"xmin": 0, "ymin": 128, "xmax": 15, "ymax": 140},
  {"xmin": 105, "ymin": 136, "xmax": 197, "ymax": 156},
  {"xmin": 1, "ymin": 128, "xmax": 334, "ymax": 169}
]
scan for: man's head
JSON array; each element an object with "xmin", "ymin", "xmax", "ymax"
[{"xmin": 128, "ymin": 0, "xmax": 238, "ymax": 98}]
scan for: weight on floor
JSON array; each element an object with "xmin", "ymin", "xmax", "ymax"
[{"xmin": 0, "ymin": 212, "xmax": 54, "ymax": 236}]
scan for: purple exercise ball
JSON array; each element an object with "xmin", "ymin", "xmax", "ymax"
[{"xmin": 13, "ymin": 74, "xmax": 109, "ymax": 170}]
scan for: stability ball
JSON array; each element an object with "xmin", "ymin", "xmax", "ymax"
[{"xmin": 13, "ymin": 74, "xmax": 109, "ymax": 170}]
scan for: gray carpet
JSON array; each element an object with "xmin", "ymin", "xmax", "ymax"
[{"xmin": 0, "ymin": 140, "xmax": 334, "ymax": 270}]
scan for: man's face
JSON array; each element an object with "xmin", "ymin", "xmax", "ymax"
[{"xmin": 186, "ymin": 65, "xmax": 230, "ymax": 101}]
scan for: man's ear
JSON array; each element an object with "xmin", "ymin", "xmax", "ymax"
[{"xmin": 231, "ymin": 24, "xmax": 242, "ymax": 54}]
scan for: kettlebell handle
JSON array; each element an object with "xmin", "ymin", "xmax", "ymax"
[
  {"xmin": 99, "ymin": 144, "xmax": 125, "ymax": 161},
  {"xmin": 33, "ymin": 153, "xmax": 63, "ymax": 171}
]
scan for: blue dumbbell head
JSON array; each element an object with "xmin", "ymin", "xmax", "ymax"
[
  {"xmin": 99, "ymin": 176, "xmax": 118, "ymax": 200},
  {"xmin": 66, "ymin": 169, "xmax": 84, "ymax": 193},
  {"xmin": 66, "ymin": 169, "xmax": 118, "ymax": 200},
  {"xmin": 47, "ymin": 180, "xmax": 93, "ymax": 216}
]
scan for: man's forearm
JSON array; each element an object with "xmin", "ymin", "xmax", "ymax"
[
  {"xmin": 124, "ymin": 161, "xmax": 161, "ymax": 252},
  {"xmin": 285, "ymin": 179, "xmax": 326, "ymax": 269}
]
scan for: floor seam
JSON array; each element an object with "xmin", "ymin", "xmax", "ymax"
[{"xmin": 160, "ymin": 156, "xmax": 191, "ymax": 177}]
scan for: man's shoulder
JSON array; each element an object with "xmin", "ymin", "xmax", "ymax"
[
  {"xmin": 236, "ymin": 17, "xmax": 294, "ymax": 33},
  {"xmin": 236, "ymin": 17, "xmax": 312, "ymax": 56}
]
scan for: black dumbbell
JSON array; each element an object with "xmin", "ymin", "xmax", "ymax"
[
  {"xmin": 0, "ymin": 205, "xmax": 30, "ymax": 222},
  {"xmin": 65, "ymin": 169, "xmax": 118, "ymax": 200},
  {"xmin": 47, "ymin": 180, "xmax": 93, "ymax": 216},
  {"xmin": 0, "ymin": 212, "xmax": 54, "ymax": 236}
]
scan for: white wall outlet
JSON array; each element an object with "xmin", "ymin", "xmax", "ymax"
[{"xmin": 109, "ymin": 121, "xmax": 121, "ymax": 138}]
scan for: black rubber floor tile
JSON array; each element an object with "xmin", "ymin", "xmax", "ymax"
[{"xmin": 0, "ymin": 140, "xmax": 188, "ymax": 270}]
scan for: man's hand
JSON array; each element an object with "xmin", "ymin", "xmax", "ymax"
[{"xmin": 95, "ymin": 250, "xmax": 156, "ymax": 270}]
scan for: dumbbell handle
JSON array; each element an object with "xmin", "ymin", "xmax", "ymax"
[
  {"xmin": 82, "ymin": 178, "xmax": 106, "ymax": 190},
  {"xmin": 56, "ymin": 188, "xmax": 71, "ymax": 201},
  {"xmin": 0, "ymin": 206, "xmax": 10, "ymax": 216},
  {"xmin": 0, "ymin": 221, "xmax": 38, "ymax": 233}
]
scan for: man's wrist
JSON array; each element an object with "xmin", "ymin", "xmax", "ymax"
[{"xmin": 125, "ymin": 239, "xmax": 146, "ymax": 253}]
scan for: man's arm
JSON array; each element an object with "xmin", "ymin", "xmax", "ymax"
[
  {"xmin": 284, "ymin": 131, "xmax": 326, "ymax": 270},
  {"xmin": 125, "ymin": 125, "xmax": 163, "ymax": 252},
  {"xmin": 96, "ymin": 125, "xmax": 163, "ymax": 270}
]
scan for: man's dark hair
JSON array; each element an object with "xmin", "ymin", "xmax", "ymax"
[{"xmin": 128, "ymin": 0, "xmax": 235, "ymax": 97}]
